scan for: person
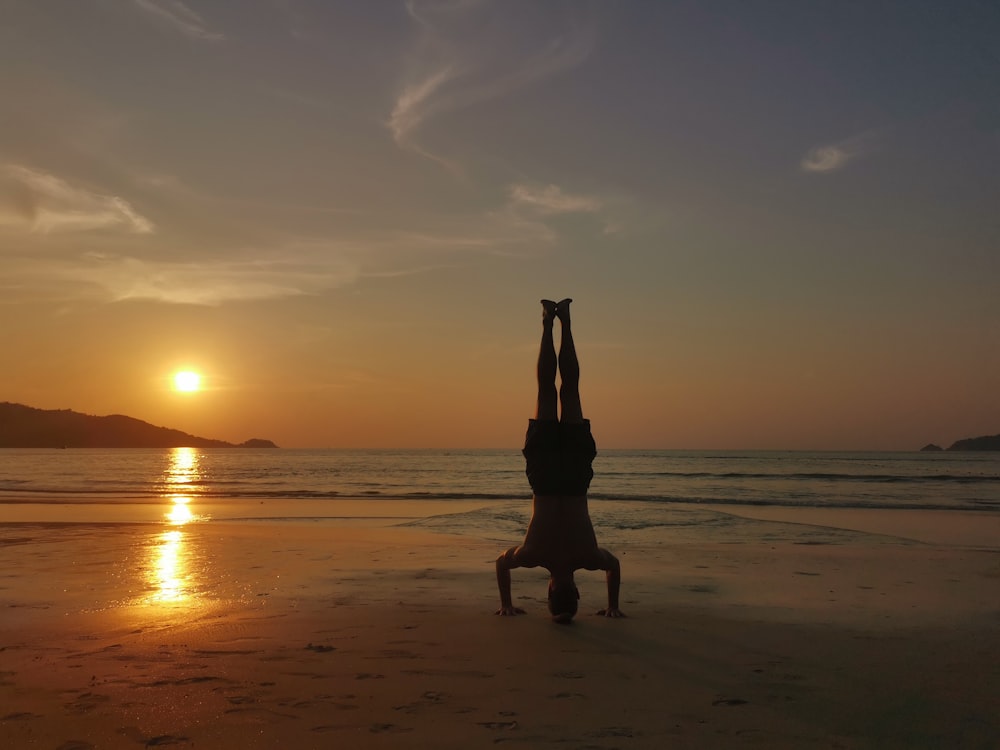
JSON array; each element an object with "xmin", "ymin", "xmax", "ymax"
[{"xmin": 495, "ymin": 299, "xmax": 624, "ymax": 623}]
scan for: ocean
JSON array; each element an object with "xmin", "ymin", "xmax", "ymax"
[{"xmin": 1, "ymin": 448, "xmax": 997, "ymax": 513}]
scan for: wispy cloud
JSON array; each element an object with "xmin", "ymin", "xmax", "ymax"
[
  {"xmin": 0, "ymin": 165, "xmax": 154, "ymax": 234},
  {"xmin": 389, "ymin": 67, "xmax": 456, "ymax": 149},
  {"xmin": 382, "ymin": 217, "xmax": 557, "ymax": 256},
  {"xmin": 390, "ymin": 1, "xmax": 595, "ymax": 166},
  {"xmin": 801, "ymin": 145, "xmax": 853, "ymax": 173},
  {"xmin": 69, "ymin": 251, "xmax": 359, "ymax": 305},
  {"xmin": 404, "ymin": 0, "xmax": 490, "ymax": 28},
  {"xmin": 508, "ymin": 183, "xmax": 601, "ymax": 215},
  {"xmin": 132, "ymin": 0, "xmax": 224, "ymax": 41},
  {"xmin": 801, "ymin": 132, "xmax": 877, "ymax": 173},
  {"xmin": 501, "ymin": 181, "xmax": 629, "ymax": 239}
]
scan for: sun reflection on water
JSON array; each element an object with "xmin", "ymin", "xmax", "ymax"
[
  {"xmin": 166, "ymin": 496, "xmax": 195, "ymax": 525},
  {"xmin": 144, "ymin": 448, "xmax": 209, "ymax": 605},
  {"xmin": 151, "ymin": 529, "xmax": 187, "ymax": 602},
  {"xmin": 165, "ymin": 446, "xmax": 200, "ymax": 491}
]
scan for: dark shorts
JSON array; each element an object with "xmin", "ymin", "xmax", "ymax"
[{"xmin": 522, "ymin": 419, "xmax": 597, "ymax": 496}]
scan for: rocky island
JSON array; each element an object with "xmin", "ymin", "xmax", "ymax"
[{"xmin": 0, "ymin": 402, "xmax": 278, "ymax": 449}]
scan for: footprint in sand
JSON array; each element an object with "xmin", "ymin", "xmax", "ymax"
[
  {"xmin": 393, "ymin": 690, "xmax": 449, "ymax": 713},
  {"xmin": 305, "ymin": 643, "xmax": 336, "ymax": 653},
  {"xmin": 65, "ymin": 692, "xmax": 110, "ymax": 713},
  {"xmin": 175, "ymin": 675, "xmax": 220, "ymax": 685},
  {"xmin": 310, "ymin": 724, "xmax": 349, "ymax": 733},
  {"xmin": 686, "ymin": 584, "xmax": 717, "ymax": 593},
  {"xmin": 144, "ymin": 735, "xmax": 191, "ymax": 746},
  {"xmin": 712, "ymin": 698, "xmax": 749, "ymax": 706},
  {"xmin": 369, "ymin": 723, "xmax": 413, "ymax": 734},
  {"xmin": 477, "ymin": 721, "xmax": 518, "ymax": 730},
  {"xmin": 588, "ymin": 726, "xmax": 636, "ymax": 738}
]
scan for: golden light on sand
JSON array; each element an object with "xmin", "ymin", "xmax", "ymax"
[
  {"xmin": 167, "ymin": 497, "xmax": 195, "ymax": 525},
  {"xmin": 151, "ymin": 529, "xmax": 187, "ymax": 602},
  {"xmin": 173, "ymin": 370, "xmax": 201, "ymax": 392},
  {"xmin": 144, "ymin": 502, "xmax": 207, "ymax": 605}
]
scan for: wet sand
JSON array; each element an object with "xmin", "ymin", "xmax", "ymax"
[{"xmin": 1, "ymin": 500, "xmax": 998, "ymax": 748}]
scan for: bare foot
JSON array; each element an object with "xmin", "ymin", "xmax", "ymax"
[
  {"xmin": 541, "ymin": 299, "xmax": 557, "ymax": 324},
  {"xmin": 596, "ymin": 608, "xmax": 626, "ymax": 618},
  {"xmin": 496, "ymin": 606, "xmax": 526, "ymax": 616}
]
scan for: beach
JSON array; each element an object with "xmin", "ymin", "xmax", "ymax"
[{"xmin": 1, "ymin": 499, "xmax": 998, "ymax": 749}]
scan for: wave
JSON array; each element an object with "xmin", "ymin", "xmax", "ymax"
[
  {"xmin": 599, "ymin": 470, "xmax": 1000, "ymax": 484},
  {"xmin": 1, "ymin": 486, "xmax": 995, "ymax": 513}
]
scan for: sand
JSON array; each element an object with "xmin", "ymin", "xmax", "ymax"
[{"xmin": 1, "ymin": 500, "xmax": 998, "ymax": 749}]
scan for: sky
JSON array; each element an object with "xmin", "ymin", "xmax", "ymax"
[{"xmin": 1, "ymin": 0, "xmax": 998, "ymax": 450}]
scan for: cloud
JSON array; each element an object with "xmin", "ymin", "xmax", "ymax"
[
  {"xmin": 801, "ymin": 133, "xmax": 876, "ymax": 173},
  {"xmin": 0, "ymin": 165, "xmax": 154, "ymax": 234},
  {"xmin": 801, "ymin": 145, "xmax": 852, "ymax": 173},
  {"xmin": 390, "ymin": 1, "xmax": 595, "ymax": 165},
  {"xmin": 132, "ymin": 0, "xmax": 224, "ymax": 41},
  {"xmin": 404, "ymin": 0, "xmax": 489, "ymax": 27},
  {"xmin": 388, "ymin": 67, "xmax": 457, "ymax": 149},
  {"xmin": 500, "ymin": 182, "xmax": 627, "ymax": 240},
  {"xmin": 508, "ymin": 183, "xmax": 601, "ymax": 215},
  {"xmin": 69, "ymin": 252, "xmax": 359, "ymax": 305}
]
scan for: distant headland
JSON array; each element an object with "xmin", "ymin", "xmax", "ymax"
[
  {"xmin": 920, "ymin": 434, "xmax": 1000, "ymax": 452},
  {"xmin": 0, "ymin": 402, "xmax": 278, "ymax": 449}
]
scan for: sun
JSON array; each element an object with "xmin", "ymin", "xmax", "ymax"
[{"xmin": 173, "ymin": 371, "xmax": 201, "ymax": 392}]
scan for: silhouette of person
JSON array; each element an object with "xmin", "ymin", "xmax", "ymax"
[{"xmin": 495, "ymin": 299, "xmax": 624, "ymax": 623}]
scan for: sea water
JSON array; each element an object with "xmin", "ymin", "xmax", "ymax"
[{"xmin": 1, "ymin": 448, "xmax": 997, "ymax": 513}]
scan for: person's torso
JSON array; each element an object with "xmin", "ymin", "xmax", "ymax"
[{"xmin": 521, "ymin": 497, "xmax": 598, "ymax": 573}]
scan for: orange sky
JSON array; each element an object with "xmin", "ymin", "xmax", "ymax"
[{"xmin": 1, "ymin": 2, "xmax": 997, "ymax": 449}]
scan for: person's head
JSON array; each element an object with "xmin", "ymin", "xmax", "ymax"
[{"xmin": 547, "ymin": 574, "xmax": 579, "ymax": 623}]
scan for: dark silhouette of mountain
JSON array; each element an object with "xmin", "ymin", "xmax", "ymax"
[
  {"xmin": 920, "ymin": 443, "xmax": 943, "ymax": 452},
  {"xmin": 0, "ymin": 402, "xmax": 277, "ymax": 449},
  {"xmin": 947, "ymin": 434, "xmax": 1000, "ymax": 451}
]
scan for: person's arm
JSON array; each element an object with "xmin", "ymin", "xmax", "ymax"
[
  {"xmin": 495, "ymin": 546, "xmax": 526, "ymax": 616},
  {"xmin": 594, "ymin": 548, "xmax": 625, "ymax": 618}
]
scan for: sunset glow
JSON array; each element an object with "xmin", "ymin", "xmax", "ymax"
[
  {"xmin": 173, "ymin": 371, "xmax": 201, "ymax": 393},
  {"xmin": 1, "ymin": 3, "xmax": 996, "ymax": 450}
]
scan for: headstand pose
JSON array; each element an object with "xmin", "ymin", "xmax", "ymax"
[{"xmin": 495, "ymin": 299, "xmax": 624, "ymax": 623}]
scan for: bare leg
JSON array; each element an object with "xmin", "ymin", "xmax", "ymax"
[
  {"xmin": 535, "ymin": 300, "xmax": 558, "ymax": 421},
  {"xmin": 556, "ymin": 299, "xmax": 584, "ymax": 423}
]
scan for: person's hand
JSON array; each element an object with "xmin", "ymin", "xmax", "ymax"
[
  {"xmin": 596, "ymin": 607, "xmax": 626, "ymax": 618},
  {"xmin": 495, "ymin": 606, "xmax": 526, "ymax": 616}
]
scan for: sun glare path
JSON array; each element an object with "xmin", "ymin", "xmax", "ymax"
[
  {"xmin": 150, "ymin": 529, "xmax": 188, "ymax": 603},
  {"xmin": 167, "ymin": 497, "xmax": 195, "ymax": 525},
  {"xmin": 174, "ymin": 371, "xmax": 201, "ymax": 392}
]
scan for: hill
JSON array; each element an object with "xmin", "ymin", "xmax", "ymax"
[
  {"xmin": 0, "ymin": 402, "xmax": 277, "ymax": 449},
  {"xmin": 947, "ymin": 434, "xmax": 1000, "ymax": 451}
]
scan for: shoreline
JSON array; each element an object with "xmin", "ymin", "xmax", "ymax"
[
  {"xmin": 2, "ymin": 496, "xmax": 999, "ymax": 548},
  {"xmin": 2, "ymin": 501, "xmax": 998, "ymax": 747},
  {"xmin": 693, "ymin": 503, "xmax": 1000, "ymax": 549}
]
